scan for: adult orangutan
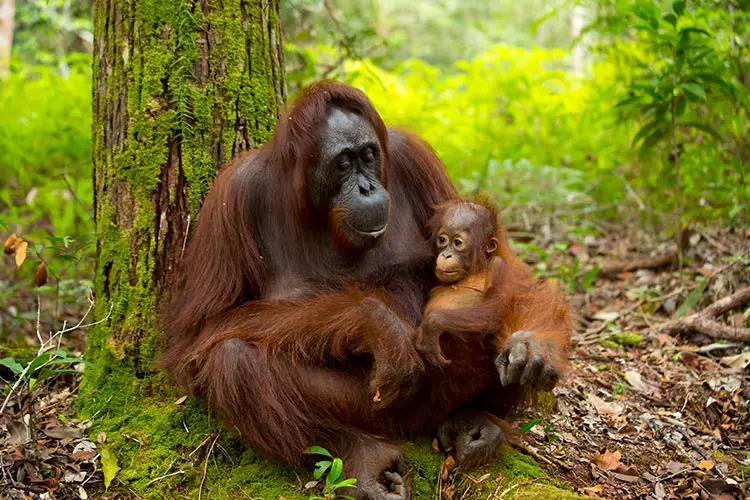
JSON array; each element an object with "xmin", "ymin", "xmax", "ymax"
[{"xmin": 160, "ymin": 81, "xmax": 573, "ymax": 500}]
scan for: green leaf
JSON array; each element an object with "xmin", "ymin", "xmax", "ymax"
[
  {"xmin": 672, "ymin": 0, "xmax": 685, "ymax": 16},
  {"xmin": 0, "ymin": 358, "xmax": 24, "ymax": 374},
  {"xmin": 674, "ymin": 279, "xmax": 709, "ymax": 319},
  {"xmin": 674, "ymin": 96, "xmax": 686, "ymax": 118},
  {"xmin": 521, "ymin": 417, "xmax": 542, "ymax": 432},
  {"xmin": 638, "ymin": 127, "xmax": 669, "ymax": 159},
  {"xmin": 693, "ymin": 72, "xmax": 732, "ymax": 91},
  {"xmin": 100, "ymin": 446, "xmax": 119, "ymax": 489},
  {"xmin": 327, "ymin": 457, "xmax": 343, "ymax": 487},
  {"xmin": 615, "ymin": 96, "xmax": 641, "ymax": 108},
  {"xmin": 633, "ymin": 120, "xmax": 667, "ymax": 146},
  {"xmin": 313, "ymin": 460, "xmax": 331, "ymax": 480},
  {"xmin": 679, "ymin": 27, "xmax": 710, "ymax": 37},
  {"xmin": 663, "ymin": 13, "xmax": 677, "ymax": 27},
  {"xmin": 26, "ymin": 353, "xmax": 52, "ymax": 376},
  {"xmin": 679, "ymin": 82, "xmax": 706, "ymax": 101},
  {"xmin": 334, "ymin": 478, "xmax": 357, "ymax": 489},
  {"xmin": 305, "ymin": 446, "xmax": 333, "ymax": 458}
]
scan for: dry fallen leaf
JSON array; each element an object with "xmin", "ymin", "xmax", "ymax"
[
  {"xmin": 594, "ymin": 450, "xmax": 622, "ymax": 471},
  {"xmin": 33, "ymin": 262, "xmax": 48, "ymax": 287},
  {"xmin": 432, "ymin": 437, "xmax": 440, "ymax": 453},
  {"xmin": 582, "ymin": 484, "xmax": 603, "ymax": 496},
  {"xmin": 15, "ymin": 240, "xmax": 28, "ymax": 268},
  {"xmin": 4, "ymin": 234, "xmax": 19, "ymax": 255},
  {"xmin": 174, "ymin": 395, "xmax": 188, "ymax": 405},
  {"xmin": 587, "ymin": 393, "xmax": 624, "ymax": 415},
  {"xmin": 698, "ymin": 460, "xmax": 715, "ymax": 470},
  {"xmin": 42, "ymin": 426, "xmax": 83, "ymax": 440},
  {"xmin": 625, "ymin": 370, "xmax": 648, "ymax": 393},
  {"xmin": 441, "ymin": 455, "xmax": 457, "ymax": 481},
  {"xmin": 720, "ymin": 352, "xmax": 750, "ymax": 370}
]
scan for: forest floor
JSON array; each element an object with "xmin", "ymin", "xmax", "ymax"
[{"xmin": 1, "ymin": 219, "xmax": 749, "ymax": 499}]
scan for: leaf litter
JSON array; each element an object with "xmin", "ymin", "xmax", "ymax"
[{"xmin": 1, "ymin": 222, "xmax": 748, "ymax": 499}]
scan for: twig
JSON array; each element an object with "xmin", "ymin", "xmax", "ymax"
[
  {"xmin": 61, "ymin": 170, "xmax": 94, "ymax": 219},
  {"xmin": 198, "ymin": 433, "xmax": 219, "ymax": 500},
  {"xmin": 657, "ymin": 287, "xmax": 750, "ymax": 341},
  {"xmin": 35, "ymin": 294, "xmax": 43, "ymax": 346},
  {"xmin": 90, "ymin": 396, "xmax": 113, "ymax": 420},
  {"xmin": 144, "ymin": 470, "xmax": 186, "ymax": 487},
  {"xmin": 0, "ymin": 296, "xmax": 112, "ymax": 414},
  {"xmin": 496, "ymin": 480, "xmax": 534, "ymax": 499},
  {"xmin": 117, "ymin": 477, "xmax": 143, "ymax": 499},
  {"xmin": 511, "ymin": 441, "xmax": 554, "ymax": 467},
  {"xmin": 658, "ymin": 466, "xmax": 693, "ymax": 482},
  {"xmin": 181, "ymin": 214, "xmax": 191, "ymax": 260},
  {"xmin": 189, "ymin": 434, "xmax": 214, "ymax": 457}
]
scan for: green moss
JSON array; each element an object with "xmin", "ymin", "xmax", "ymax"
[
  {"xmin": 736, "ymin": 451, "xmax": 750, "ymax": 476},
  {"xmin": 81, "ymin": 405, "xmax": 585, "ymax": 500},
  {"xmin": 0, "ymin": 346, "xmax": 38, "ymax": 364},
  {"xmin": 82, "ymin": 0, "xmax": 285, "ymax": 410}
]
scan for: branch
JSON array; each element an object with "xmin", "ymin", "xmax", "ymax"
[
  {"xmin": 658, "ymin": 287, "xmax": 750, "ymax": 342},
  {"xmin": 598, "ymin": 251, "xmax": 677, "ymax": 278}
]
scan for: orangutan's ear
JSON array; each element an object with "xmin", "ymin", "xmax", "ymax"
[{"xmin": 485, "ymin": 237, "xmax": 498, "ymax": 255}]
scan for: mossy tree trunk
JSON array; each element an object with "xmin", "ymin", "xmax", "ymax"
[{"xmin": 78, "ymin": 0, "xmax": 284, "ymax": 494}]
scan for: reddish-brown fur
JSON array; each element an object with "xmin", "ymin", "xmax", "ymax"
[
  {"xmin": 160, "ymin": 81, "xmax": 573, "ymax": 486},
  {"xmin": 415, "ymin": 199, "xmax": 507, "ymax": 367}
]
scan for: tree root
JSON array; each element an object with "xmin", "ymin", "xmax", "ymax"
[{"xmin": 657, "ymin": 287, "xmax": 750, "ymax": 342}]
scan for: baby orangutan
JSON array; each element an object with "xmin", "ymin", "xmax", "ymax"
[{"xmin": 415, "ymin": 200, "xmax": 506, "ymax": 367}]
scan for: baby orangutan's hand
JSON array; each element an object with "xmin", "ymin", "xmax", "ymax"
[{"xmin": 415, "ymin": 313, "xmax": 452, "ymax": 368}]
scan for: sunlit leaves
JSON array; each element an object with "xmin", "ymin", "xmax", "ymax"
[{"xmin": 679, "ymin": 82, "xmax": 706, "ymax": 101}]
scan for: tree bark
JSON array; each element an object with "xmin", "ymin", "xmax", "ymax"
[
  {"xmin": 0, "ymin": 0, "xmax": 14, "ymax": 75},
  {"xmin": 80, "ymin": 0, "xmax": 284, "ymax": 419}
]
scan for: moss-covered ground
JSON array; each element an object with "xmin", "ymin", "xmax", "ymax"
[{"xmin": 78, "ymin": 363, "xmax": 584, "ymax": 499}]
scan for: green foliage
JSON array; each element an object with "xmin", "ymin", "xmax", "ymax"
[
  {"xmin": 305, "ymin": 447, "xmax": 357, "ymax": 500},
  {"xmin": 100, "ymin": 445, "xmax": 119, "ymax": 489},
  {"xmin": 0, "ymin": 63, "xmax": 93, "ymax": 240},
  {"xmin": 674, "ymin": 277, "xmax": 709, "ymax": 318},
  {"xmin": 12, "ymin": 0, "xmax": 93, "ymax": 73},
  {"xmin": 1, "ymin": 349, "xmax": 90, "ymax": 408},
  {"xmin": 589, "ymin": 0, "xmax": 749, "ymax": 225}
]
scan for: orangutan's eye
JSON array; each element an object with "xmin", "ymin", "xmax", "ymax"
[
  {"xmin": 454, "ymin": 238, "xmax": 463, "ymax": 248},
  {"xmin": 362, "ymin": 147, "xmax": 376, "ymax": 163},
  {"xmin": 338, "ymin": 154, "xmax": 352, "ymax": 170}
]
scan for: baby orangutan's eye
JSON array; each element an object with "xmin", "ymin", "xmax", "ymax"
[
  {"xmin": 454, "ymin": 238, "xmax": 463, "ymax": 248},
  {"xmin": 438, "ymin": 235, "xmax": 447, "ymax": 245}
]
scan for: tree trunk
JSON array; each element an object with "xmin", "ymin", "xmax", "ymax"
[
  {"xmin": 0, "ymin": 0, "xmax": 14, "ymax": 75},
  {"xmin": 79, "ymin": 0, "xmax": 284, "ymax": 495}
]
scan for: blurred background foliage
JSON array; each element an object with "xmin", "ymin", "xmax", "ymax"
[{"xmin": 0, "ymin": 0, "xmax": 747, "ymax": 338}]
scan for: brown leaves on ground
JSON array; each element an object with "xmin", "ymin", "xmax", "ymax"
[
  {"xmin": 510, "ymin": 225, "xmax": 749, "ymax": 499},
  {"xmin": 0, "ymin": 387, "xmax": 107, "ymax": 499}
]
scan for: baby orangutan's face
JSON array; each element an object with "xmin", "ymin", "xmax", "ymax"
[{"xmin": 434, "ymin": 204, "xmax": 497, "ymax": 284}]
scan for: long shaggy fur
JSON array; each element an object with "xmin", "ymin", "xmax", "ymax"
[{"xmin": 159, "ymin": 80, "xmax": 573, "ymax": 474}]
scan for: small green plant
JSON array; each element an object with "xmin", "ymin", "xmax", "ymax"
[
  {"xmin": 305, "ymin": 446, "xmax": 358, "ymax": 500},
  {"xmin": 612, "ymin": 382, "xmax": 627, "ymax": 397},
  {"xmin": 521, "ymin": 417, "xmax": 542, "ymax": 433},
  {"xmin": 1, "ymin": 349, "xmax": 90, "ymax": 412},
  {"xmin": 543, "ymin": 422, "xmax": 560, "ymax": 443}
]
